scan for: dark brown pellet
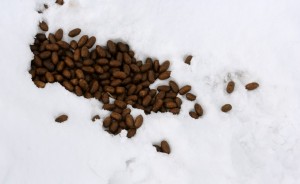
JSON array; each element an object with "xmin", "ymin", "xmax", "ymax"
[
  {"xmin": 186, "ymin": 93, "xmax": 196, "ymax": 101},
  {"xmin": 161, "ymin": 140, "xmax": 171, "ymax": 154},
  {"xmin": 68, "ymin": 28, "xmax": 81, "ymax": 37},
  {"xmin": 245, "ymin": 82, "xmax": 259, "ymax": 90},
  {"xmin": 194, "ymin": 103, "xmax": 203, "ymax": 116},
  {"xmin": 55, "ymin": 114, "xmax": 68, "ymax": 123},
  {"xmin": 226, "ymin": 81, "xmax": 235, "ymax": 94},
  {"xmin": 179, "ymin": 85, "xmax": 191, "ymax": 95},
  {"xmin": 184, "ymin": 55, "xmax": 193, "ymax": 65},
  {"xmin": 39, "ymin": 21, "xmax": 48, "ymax": 31},
  {"xmin": 189, "ymin": 111, "xmax": 199, "ymax": 119},
  {"xmin": 221, "ymin": 104, "xmax": 232, "ymax": 112}
]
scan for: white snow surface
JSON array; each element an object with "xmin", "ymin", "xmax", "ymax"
[{"xmin": 1, "ymin": 0, "xmax": 300, "ymax": 183}]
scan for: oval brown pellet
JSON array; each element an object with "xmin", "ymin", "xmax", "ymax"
[
  {"xmin": 103, "ymin": 116, "xmax": 112, "ymax": 128},
  {"xmin": 122, "ymin": 108, "xmax": 131, "ymax": 118},
  {"xmin": 142, "ymin": 95, "xmax": 151, "ymax": 107},
  {"xmin": 51, "ymin": 52, "xmax": 59, "ymax": 65},
  {"xmin": 107, "ymin": 40, "xmax": 117, "ymax": 55},
  {"xmin": 74, "ymin": 86, "xmax": 83, "ymax": 96},
  {"xmin": 39, "ymin": 21, "xmax": 48, "ymax": 31},
  {"xmin": 96, "ymin": 45, "xmax": 106, "ymax": 58},
  {"xmin": 79, "ymin": 79, "xmax": 89, "ymax": 91},
  {"xmin": 62, "ymin": 81, "xmax": 74, "ymax": 92},
  {"xmin": 104, "ymin": 86, "xmax": 115, "ymax": 94},
  {"xmin": 73, "ymin": 49, "xmax": 80, "ymax": 61},
  {"xmin": 165, "ymin": 101, "xmax": 177, "ymax": 109},
  {"xmin": 34, "ymin": 80, "xmax": 46, "ymax": 88},
  {"xmin": 123, "ymin": 52, "xmax": 131, "ymax": 64},
  {"xmin": 90, "ymin": 81, "xmax": 99, "ymax": 94},
  {"xmin": 55, "ymin": 114, "xmax": 68, "ymax": 123},
  {"xmin": 179, "ymin": 85, "xmax": 191, "ymax": 95},
  {"xmin": 45, "ymin": 72, "xmax": 54, "ymax": 83},
  {"xmin": 86, "ymin": 36, "xmax": 96, "ymax": 48},
  {"xmin": 157, "ymin": 85, "xmax": 170, "ymax": 92},
  {"xmin": 82, "ymin": 66, "xmax": 94, "ymax": 73},
  {"xmin": 69, "ymin": 40, "xmax": 77, "ymax": 50},
  {"xmin": 56, "ymin": 41, "xmax": 69, "ymax": 49},
  {"xmin": 111, "ymin": 112, "xmax": 122, "ymax": 121},
  {"xmin": 140, "ymin": 62, "xmax": 151, "ymax": 72},
  {"xmin": 245, "ymin": 82, "xmax": 259, "ymax": 90},
  {"xmin": 189, "ymin": 111, "xmax": 199, "ymax": 119},
  {"xmin": 109, "ymin": 78, "xmax": 119, "ymax": 86},
  {"xmin": 159, "ymin": 60, "xmax": 170, "ymax": 73},
  {"xmin": 158, "ymin": 71, "xmax": 171, "ymax": 80},
  {"xmin": 134, "ymin": 115, "xmax": 143, "ymax": 128},
  {"xmin": 78, "ymin": 35, "xmax": 88, "ymax": 48},
  {"xmin": 152, "ymin": 99, "xmax": 163, "ymax": 112},
  {"xmin": 39, "ymin": 51, "xmax": 51, "ymax": 59},
  {"xmin": 64, "ymin": 57, "xmax": 74, "ymax": 68},
  {"xmin": 125, "ymin": 114, "xmax": 134, "ymax": 128},
  {"xmin": 226, "ymin": 81, "xmax": 235, "ymax": 94},
  {"xmin": 36, "ymin": 68, "xmax": 47, "ymax": 75},
  {"xmin": 75, "ymin": 69, "xmax": 84, "ymax": 79},
  {"xmin": 169, "ymin": 80, "xmax": 179, "ymax": 93},
  {"xmin": 54, "ymin": 74, "xmax": 63, "ymax": 82},
  {"xmin": 221, "ymin": 104, "xmax": 232, "ymax": 112},
  {"xmin": 68, "ymin": 28, "xmax": 81, "ymax": 37},
  {"xmin": 194, "ymin": 103, "xmax": 203, "ymax": 116},
  {"xmin": 186, "ymin": 93, "xmax": 196, "ymax": 101},
  {"xmin": 45, "ymin": 43, "xmax": 59, "ymax": 51},
  {"xmin": 117, "ymin": 42, "xmax": 128, "ymax": 52},
  {"xmin": 62, "ymin": 69, "xmax": 71, "ymax": 79},
  {"xmin": 127, "ymin": 129, "xmax": 136, "ymax": 138},
  {"xmin": 81, "ymin": 46, "xmax": 89, "ymax": 58},
  {"xmin": 114, "ymin": 100, "xmax": 127, "ymax": 109},
  {"xmin": 169, "ymin": 108, "xmax": 180, "ymax": 114},
  {"xmin": 54, "ymin": 28, "xmax": 63, "ymax": 41},
  {"xmin": 55, "ymin": 0, "xmax": 64, "ymax": 5},
  {"xmin": 109, "ymin": 121, "xmax": 119, "ymax": 133},
  {"xmin": 153, "ymin": 60, "xmax": 160, "ymax": 72},
  {"xmin": 130, "ymin": 64, "xmax": 140, "ymax": 73},
  {"xmin": 184, "ymin": 55, "xmax": 193, "ymax": 65},
  {"xmin": 113, "ymin": 71, "xmax": 127, "ymax": 79},
  {"xmin": 161, "ymin": 140, "xmax": 171, "ymax": 154},
  {"xmin": 70, "ymin": 79, "xmax": 79, "ymax": 86}
]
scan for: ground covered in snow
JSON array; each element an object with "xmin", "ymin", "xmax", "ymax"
[{"xmin": 1, "ymin": 0, "xmax": 300, "ymax": 183}]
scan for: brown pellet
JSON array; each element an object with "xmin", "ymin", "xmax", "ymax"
[
  {"xmin": 184, "ymin": 55, "xmax": 193, "ymax": 65},
  {"xmin": 127, "ymin": 129, "xmax": 136, "ymax": 138},
  {"xmin": 161, "ymin": 140, "xmax": 171, "ymax": 154},
  {"xmin": 110, "ymin": 112, "xmax": 122, "ymax": 121},
  {"xmin": 55, "ymin": 114, "xmax": 68, "ymax": 123},
  {"xmin": 221, "ymin": 104, "xmax": 232, "ymax": 112},
  {"xmin": 186, "ymin": 93, "xmax": 196, "ymax": 101},
  {"xmin": 78, "ymin": 35, "xmax": 88, "ymax": 47},
  {"xmin": 245, "ymin": 82, "xmax": 259, "ymax": 90},
  {"xmin": 158, "ymin": 71, "xmax": 171, "ymax": 80},
  {"xmin": 39, "ymin": 21, "xmax": 48, "ymax": 31},
  {"xmin": 54, "ymin": 29, "xmax": 63, "ymax": 41},
  {"xmin": 189, "ymin": 111, "xmax": 199, "ymax": 119},
  {"xmin": 179, "ymin": 85, "xmax": 191, "ymax": 95},
  {"xmin": 68, "ymin": 28, "xmax": 81, "ymax": 37},
  {"xmin": 134, "ymin": 115, "xmax": 143, "ymax": 128},
  {"xmin": 226, "ymin": 81, "xmax": 235, "ymax": 94},
  {"xmin": 194, "ymin": 103, "xmax": 203, "ymax": 116}
]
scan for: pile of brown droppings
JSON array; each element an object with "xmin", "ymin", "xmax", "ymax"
[{"xmin": 29, "ymin": 21, "xmax": 204, "ymax": 138}]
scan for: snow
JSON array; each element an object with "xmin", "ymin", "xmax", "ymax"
[{"xmin": 1, "ymin": 0, "xmax": 300, "ymax": 183}]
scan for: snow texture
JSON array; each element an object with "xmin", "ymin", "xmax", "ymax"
[{"xmin": 1, "ymin": 0, "xmax": 300, "ymax": 183}]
